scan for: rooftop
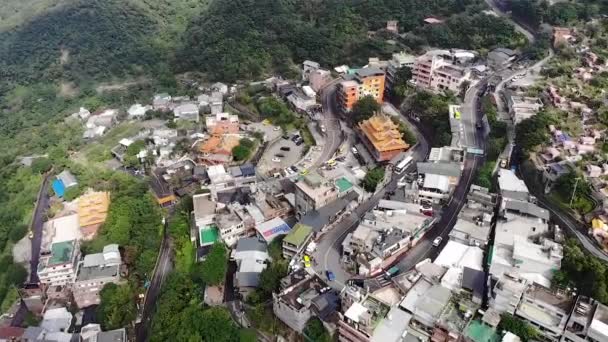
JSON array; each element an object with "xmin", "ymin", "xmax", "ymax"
[
  {"xmin": 193, "ymin": 194, "xmax": 216, "ymax": 220},
  {"xmin": 256, "ymin": 217, "xmax": 291, "ymax": 242},
  {"xmin": 300, "ymin": 191, "xmax": 358, "ymax": 231},
  {"xmin": 283, "ymin": 223, "xmax": 313, "ymax": 247},
  {"xmin": 498, "ymin": 169, "xmax": 529, "ymax": 194},
  {"xmin": 370, "ymin": 307, "xmax": 412, "ymax": 342},
  {"xmin": 48, "ymin": 240, "xmax": 76, "ymax": 266},
  {"xmin": 417, "ymin": 162, "xmax": 461, "ymax": 177},
  {"xmin": 355, "ymin": 67, "xmax": 385, "ymax": 78},
  {"xmin": 199, "ymin": 225, "xmax": 219, "ymax": 245},
  {"xmin": 359, "ymin": 114, "xmax": 409, "ymax": 153},
  {"xmin": 336, "ymin": 177, "xmax": 354, "ymax": 193},
  {"xmin": 78, "ymin": 191, "xmax": 111, "ymax": 228}
]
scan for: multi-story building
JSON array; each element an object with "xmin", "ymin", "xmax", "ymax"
[
  {"xmin": 273, "ymin": 270, "xmax": 338, "ymax": 333},
  {"xmin": 337, "ymin": 67, "xmax": 386, "ymax": 112},
  {"xmin": 38, "ymin": 240, "xmax": 80, "ymax": 287},
  {"xmin": 385, "ymin": 52, "xmax": 415, "ymax": 93},
  {"xmin": 357, "ymin": 113, "xmax": 409, "ymax": 162},
  {"xmin": 561, "ymin": 296, "xmax": 608, "ymax": 342},
  {"xmin": 507, "ymin": 94, "xmax": 544, "ymax": 124},
  {"xmin": 72, "ymin": 244, "xmax": 122, "ymax": 308},
  {"xmin": 515, "ymin": 285, "xmax": 575, "ymax": 341},
  {"xmin": 282, "ymin": 224, "xmax": 313, "ymax": 260},
  {"xmin": 232, "ymin": 238, "xmax": 270, "ymax": 300},
  {"xmin": 489, "ymin": 272, "xmax": 528, "ymax": 314},
  {"xmin": 412, "ymin": 50, "xmax": 472, "ymax": 93},
  {"xmin": 294, "ymin": 172, "xmax": 339, "ymax": 217}
]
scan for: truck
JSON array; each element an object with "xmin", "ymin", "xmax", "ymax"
[{"xmin": 384, "ymin": 266, "xmax": 400, "ymax": 279}]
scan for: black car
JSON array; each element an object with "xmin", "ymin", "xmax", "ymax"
[
  {"xmin": 295, "ymin": 140, "xmax": 303, "ymax": 146},
  {"xmin": 292, "ymin": 134, "xmax": 301, "ymax": 141},
  {"xmin": 275, "ymin": 153, "xmax": 285, "ymax": 158},
  {"xmin": 290, "ymin": 165, "xmax": 298, "ymax": 172},
  {"xmin": 280, "ymin": 146, "xmax": 291, "ymax": 151},
  {"xmin": 282, "ymin": 135, "xmax": 290, "ymax": 140}
]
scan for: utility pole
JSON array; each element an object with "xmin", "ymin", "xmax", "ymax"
[{"xmin": 569, "ymin": 177, "xmax": 580, "ymax": 208}]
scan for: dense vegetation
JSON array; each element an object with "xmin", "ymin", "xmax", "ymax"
[
  {"xmin": 498, "ymin": 314, "xmax": 539, "ymax": 342},
  {"xmin": 361, "ymin": 167, "xmax": 386, "ymax": 193},
  {"xmin": 508, "ymin": 0, "xmax": 605, "ymax": 27},
  {"xmin": 404, "ymin": 90, "xmax": 455, "ymax": 147},
  {"xmin": 232, "ymin": 138, "xmax": 256, "ymax": 162},
  {"xmin": 176, "ymin": 0, "xmax": 520, "ymax": 81},
  {"xmin": 352, "ymin": 96, "xmax": 382, "ymax": 123},
  {"xmin": 554, "ymin": 239, "xmax": 608, "ymax": 305},
  {"xmin": 475, "ymin": 96, "xmax": 508, "ymax": 188}
]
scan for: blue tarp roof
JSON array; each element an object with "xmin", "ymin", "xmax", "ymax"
[
  {"xmin": 240, "ymin": 163, "xmax": 255, "ymax": 177},
  {"xmin": 52, "ymin": 179, "xmax": 65, "ymax": 197}
]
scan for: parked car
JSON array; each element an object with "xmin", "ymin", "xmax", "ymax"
[
  {"xmin": 433, "ymin": 237, "xmax": 443, "ymax": 247},
  {"xmin": 280, "ymin": 146, "xmax": 291, "ymax": 151},
  {"xmin": 326, "ymin": 270, "xmax": 336, "ymax": 282},
  {"xmin": 275, "ymin": 153, "xmax": 285, "ymax": 158},
  {"xmin": 273, "ymin": 126, "xmax": 281, "ymax": 131},
  {"xmin": 303, "ymin": 255, "xmax": 311, "ymax": 268},
  {"xmin": 272, "ymin": 157, "xmax": 281, "ymax": 163},
  {"xmin": 290, "ymin": 165, "xmax": 298, "ymax": 172},
  {"xmin": 282, "ymin": 135, "xmax": 290, "ymax": 140}
]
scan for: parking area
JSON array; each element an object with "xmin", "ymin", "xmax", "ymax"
[
  {"xmin": 258, "ymin": 132, "xmax": 307, "ymax": 175},
  {"xmin": 246, "ymin": 122, "xmax": 283, "ymax": 142}
]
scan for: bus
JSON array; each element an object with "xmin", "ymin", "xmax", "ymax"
[{"xmin": 395, "ymin": 156, "xmax": 413, "ymax": 174}]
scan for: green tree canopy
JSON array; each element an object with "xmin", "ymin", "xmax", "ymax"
[
  {"xmin": 361, "ymin": 167, "xmax": 385, "ymax": 193},
  {"xmin": 304, "ymin": 318, "xmax": 332, "ymax": 342},
  {"xmin": 97, "ymin": 283, "xmax": 137, "ymax": 330},
  {"xmin": 30, "ymin": 158, "xmax": 52, "ymax": 174},
  {"xmin": 498, "ymin": 314, "xmax": 539, "ymax": 342},
  {"xmin": 199, "ymin": 242, "xmax": 228, "ymax": 286},
  {"xmin": 232, "ymin": 145, "xmax": 251, "ymax": 161},
  {"xmin": 352, "ymin": 96, "xmax": 381, "ymax": 123}
]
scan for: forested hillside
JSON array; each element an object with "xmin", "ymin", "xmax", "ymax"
[{"xmin": 175, "ymin": 0, "xmax": 522, "ymax": 81}]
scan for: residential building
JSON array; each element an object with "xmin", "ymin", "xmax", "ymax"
[
  {"xmin": 77, "ymin": 191, "xmax": 111, "ymax": 240},
  {"xmin": 205, "ymin": 112, "xmax": 239, "ymax": 135},
  {"xmin": 173, "ymin": 103, "xmax": 200, "ymax": 122},
  {"xmin": 561, "ymin": 296, "xmax": 608, "ymax": 342},
  {"xmin": 488, "ymin": 48, "xmax": 517, "ymax": 68},
  {"xmin": 386, "ymin": 20, "xmax": 398, "ymax": 34},
  {"xmin": 309, "ymin": 69, "xmax": 332, "ymax": 92},
  {"xmin": 72, "ymin": 244, "xmax": 122, "ymax": 308},
  {"xmin": 412, "ymin": 50, "xmax": 472, "ymax": 93},
  {"xmin": 211, "ymin": 82, "xmax": 229, "ymax": 95},
  {"xmin": 282, "ymin": 224, "xmax": 313, "ymax": 260},
  {"xmin": 80, "ymin": 324, "xmax": 127, "ymax": 342},
  {"xmin": 498, "ymin": 168, "xmax": 530, "ymax": 201},
  {"xmin": 294, "ymin": 172, "xmax": 339, "ymax": 217},
  {"xmin": 216, "ymin": 207, "xmax": 248, "ymax": 247},
  {"xmin": 193, "ymin": 194, "xmax": 218, "ymax": 247},
  {"xmin": 302, "ymin": 60, "xmax": 321, "ymax": 81},
  {"xmin": 287, "ymin": 91, "xmax": 317, "ymax": 112},
  {"xmin": 153, "ymin": 93, "xmax": 172, "ymax": 110},
  {"xmin": 507, "ymin": 94, "xmax": 544, "ymax": 124},
  {"xmin": 515, "ymin": 285, "xmax": 575, "ymax": 341},
  {"xmin": 417, "ymin": 161, "xmax": 462, "ymax": 204},
  {"xmin": 300, "ymin": 190, "xmax": 359, "ymax": 232},
  {"xmin": 232, "ymin": 238, "xmax": 270, "ymax": 299},
  {"xmin": 489, "ymin": 272, "xmax": 527, "ymax": 314},
  {"xmin": 358, "ymin": 113, "xmax": 410, "ymax": 162},
  {"xmin": 38, "ymin": 240, "xmax": 80, "ymax": 287},
  {"xmin": 87, "ymin": 109, "xmax": 117, "ymax": 128},
  {"xmin": 210, "ymin": 92, "xmax": 223, "ymax": 114},
  {"xmin": 385, "ymin": 52, "xmax": 415, "ymax": 91},
  {"xmin": 41, "ymin": 307, "xmax": 72, "ymax": 333},
  {"xmin": 339, "ymin": 291, "xmax": 391, "ymax": 342},
  {"xmin": 337, "ymin": 67, "xmax": 386, "ymax": 112},
  {"xmin": 273, "ymin": 270, "xmax": 338, "ymax": 333},
  {"xmin": 127, "ymin": 103, "xmax": 150, "ymax": 118},
  {"xmin": 370, "ymin": 307, "xmax": 413, "ymax": 342},
  {"xmin": 52, "ymin": 170, "xmax": 78, "ymax": 198}
]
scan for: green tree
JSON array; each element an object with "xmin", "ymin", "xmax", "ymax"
[
  {"xmin": 304, "ymin": 318, "xmax": 331, "ymax": 342},
  {"xmin": 352, "ymin": 96, "xmax": 381, "ymax": 123},
  {"xmin": 8, "ymin": 224, "xmax": 27, "ymax": 243},
  {"xmin": 232, "ymin": 145, "xmax": 251, "ymax": 161},
  {"xmin": 5, "ymin": 263, "xmax": 27, "ymax": 286},
  {"xmin": 30, "ymin": 158, "xmax": 52, "ymax": 174},
  {"xmin": 515, "ymin": 112, "xmax": 554, "ymax": 152},
  {"xmin": 199, "ymin": 242, "xmax": 227, "ymax": 286},
  {"xmin": 498, "ymin": 314, "xmax": 539, "ymax": 342},
  {"xmin": 361, "ymin": 167, "xmax": 385, "ymax": 192},
  {"xmin": 97, "ymin": 283, "xmax": 137, "ymax": 330}
]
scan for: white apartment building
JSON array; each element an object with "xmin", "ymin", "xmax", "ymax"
[
  {"xmin": 72, "ymin": 244, "xmax": 122, "ymax": 308},
  {"xmin": 412, "ymin": 50, "xmax": 472, "ymax": 93},
  {"xmin": 38, "ymin": 240, "xmax": 80, "ymax": 287}
]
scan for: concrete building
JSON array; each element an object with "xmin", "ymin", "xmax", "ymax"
[
  {"xmin": 273, "ymin": 270, "xmax": 337, "ymax": 333},
  {"xmin": 339, "ymin": 292, "xmax": 391, "ymax": 342},
  {"xmin": 515, "ymin": 285, "xmax": 574, "ymax": 341},
  {"xmin": 498, "ymin": 168, "xmax": 530, "ymax": 202},
  {"xmin": 173, "ymin": 103, "xmax": 200, "ymax": 122},
  {"xmin": 72, "ymin": 244, "xmax": 122, "ymax": 308},
  {"xmin": 386, "ymin": 52, "xmax": 415, "ymax": 92},
  {"xmin": 255, "ymin": 217, "xmax": 292, "ymax": 243},
  {"xmin": 337, "ymin": 67, "xmax": 386, "ymax": 112},
  {"xmin": 489, "ymin": 272, "xmax": 528, "ymax": 315},
  {"xmin": 294, "ymin": 172, "xmax": 339, "ymax": 217},
  {"xmin": 205, "ymin": 112, "xmax": 239, "ymax": 135},
  {"xmin": 127, "ymin": 103, "xmax": 150, "ymax": 118},
  {"xmin": 38, "ymin": 240, "xmax": 80, "ymax": 287},
  {"xmin": 153, "ymin": 93, "xmax": 172, "ymax": 110},
  {"xmin": 561, "ymin": 296, "xmax": 608, "ymax": 342},
  {"xmin": 507, "ymin": 94, "xmax": 544, "ymax": 124},
  {"xmin": 232, "ymin": 238, "xmax": 270, "ymax": 299},
  {"xmin": 358, "ymin": 113, "xmax": 410, "ymax": 162},
  {"xmin": 370, "ymin": 307, "xmax": 413, "ymax": 342},
  {"xmin": 412, "ymin": 50, "xmax": 472, "ymax": 93},
  {"xmin": 282, "ymin": 224, "xmax": 313, "ymax": 260},
  {"xmin": 210, "ymin": 92, "xmax": 223, "ymax": 114},
  {"xmin": 80, "ymin": 324, "xmax": 127, "ymax": 342}
]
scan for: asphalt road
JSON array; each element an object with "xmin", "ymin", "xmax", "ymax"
[
  {"xmin": 29, "ymin": 174, "xmax": 51, "ymax": 284},
  {"xmin": 311, "ymin": 106, "xmax": 431, "ymax": 288},
  {"xmin": 312, "ymin": 79, "xmax": 343, "ymax": 169},
  {"xmin": 135, "ymin": 221, "xmax": 173, "ymax": 342}
]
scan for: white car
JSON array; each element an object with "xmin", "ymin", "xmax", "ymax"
[
  {"xmin": 433, "ymin": 237, "xmax": 443, "ymax": 247},
  {"xmin": 320, "ymin": 124, "xmax": 327, "ymax": 133},
  {"xmin": 272, "ymin": 157, "xmax": 281, "ymax": 163},
  {"xmin": 273, "ymin": 126, "xmax": 281, "ymax": 131}
]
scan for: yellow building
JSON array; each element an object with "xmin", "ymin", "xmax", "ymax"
[
  {"xmin": 77, "ymin": 191, "xmax": 111, "ymax": 239},
  {"xmin": 337, "ymin": 67, "xmax": 386, "ymax": 112},
  {"xmin": 358, "ymin": 113, "xmax": 409, "ymax": 162}
]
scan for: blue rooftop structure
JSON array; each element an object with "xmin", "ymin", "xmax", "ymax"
[
  {"xmin": 52, "ymin": 179, "xmax": 66, "ymax": 197},
  {"xmin": 240, "ymin": 163, "xmax": 256, "ymax": 177}
]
